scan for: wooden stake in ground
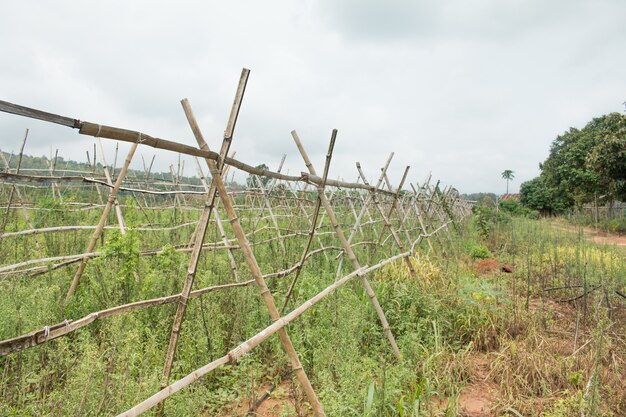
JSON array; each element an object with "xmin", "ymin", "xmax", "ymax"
[
  {"xmin": 356, "ymin": 163, "xmax": 416, "ymax": 276},
  {"xmin": 0, "ymin": 131, "xmax": 44, "ymax": 258},
  {"xmin": 182, "ymin": 97, "xmax": 326, "ymax": 417},
  {"xmin": 280, "ymin": 130, "xmax": 336, "ymax": 314},
  {"xmin": 292, "ymin": 130, "xmax": 402, "ymax": 360},
  {"xmin": 66, "ymin": 142, "xmax": 139, "ymax": 301},
  {"xmin": 97, "ymin": 138, "xmax": 127, "ymax": 234},
  {"xmin": 156, "ymin": 69, "xmax": 250, "ymax": 417}
]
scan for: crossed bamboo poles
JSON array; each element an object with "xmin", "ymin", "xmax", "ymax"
[{"xmin": 0, "ymin": 69, "xmax": 473, "ymax": 416}]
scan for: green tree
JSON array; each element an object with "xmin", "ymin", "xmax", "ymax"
[
  {"xmin": 585, "ymin": 113, "xmax": 626, "ymax": 204},
  {"xmin": 246, "ymin": 163, "xmax": 270, "ymax": 188},
  {"xmin": 520, "ymin": 176, "xmax": 569, "ymax": 214},
  {"xmin": 520, "ymin": 112, "xmax": 626, "ymax": 213},
  {"xmin": 501, "ymin": 170, "xmax": 515, "ymax": 194}
]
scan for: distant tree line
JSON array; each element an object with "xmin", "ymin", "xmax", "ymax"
[{"xmin": 520, "ymin": 112, "xmax": 626, "ymax": 214}]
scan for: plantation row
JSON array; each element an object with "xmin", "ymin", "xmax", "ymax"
[{"xmin": 0, "ymin": 69, "xmax": 473, "ymax": 416}]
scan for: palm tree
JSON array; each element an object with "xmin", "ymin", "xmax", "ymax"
[{"xmin": 501, "ymin": 170, "xmax": 515, "ymax": 194}]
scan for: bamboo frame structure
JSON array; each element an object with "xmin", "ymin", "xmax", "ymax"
[
  {"xmin": 66, "ymin": 142, "xmax": 139, "ymax": 300},
  {"xmin": 0, "ymin": 68, "xmax": 474, "ymax": 416},
  {"xmin": 292, "ymin": 130, "xmax": 402, "ymax": 359}
]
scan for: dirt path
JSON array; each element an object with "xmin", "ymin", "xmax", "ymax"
[{"xmin": 546, "ymin": 220, "xmax": 626, "ymax": 246}]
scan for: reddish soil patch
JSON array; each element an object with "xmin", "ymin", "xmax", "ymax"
[
  {"xmin": 548, "ymin": 221, "xmax": 626, "ymax": 246},
  {"xmin": 475, "ymin": 258, "xmax": 500, "ymax": 276},
  {"xmin": 218, "ymin": 381, "xmax": 298, "ymax": 417},
  {"xmin": 459, "ymin": 354, "xmax": 494, "ymax": 417},
  {"xmin": 432, "ymin": 354, "xmax": 495, "ymax": 416}
]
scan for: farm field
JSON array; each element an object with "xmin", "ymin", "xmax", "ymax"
[
  {"xmin": 1, "ymin": 1, "xmax": 625, "ymax": 416},
  {"xmin": 0, "ymin": 161, "xmax": 624, "ymax": 416}
]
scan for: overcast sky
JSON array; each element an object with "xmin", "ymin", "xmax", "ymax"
[{"xmin": 1, "ymin": 1, "xmax": 624, "ymax": 194}]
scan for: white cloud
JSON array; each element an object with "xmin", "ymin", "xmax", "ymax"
[{"xmin": 1, "ymin": 1, "xmax": 624, "ymax": 193}]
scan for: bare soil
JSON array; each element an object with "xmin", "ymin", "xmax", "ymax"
[{"xmin": 548, "ymin": 220, "xmax": 626, "ymax": 246}]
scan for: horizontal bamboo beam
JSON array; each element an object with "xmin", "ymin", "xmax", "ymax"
[
  {"xmin": 0, "ymin": 245, "xmax": 341, "ymax": 355},
  {"xmin": 116, "ymin": 249, "xmax": 412, "ymax": 417},
  {"xmin": 0, "ymin": 100, "xmax": 403, "ymax": 196}
]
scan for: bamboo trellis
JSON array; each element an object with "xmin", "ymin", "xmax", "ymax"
[{"xmin": 0, "ymin": 68, "xmax": 473, "ymax": 416}]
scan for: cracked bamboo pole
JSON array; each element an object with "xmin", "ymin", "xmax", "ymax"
[
  {"xmin": 66, "ymin": 141, "xmax": 139, "ymax": 301},
  {"xmin": 292, "ymin": 130, "xmax": 401, "ymax": 360},
  {"xmin": 182, "ymin": 97, "xmax": 325, "ymax": 416}
]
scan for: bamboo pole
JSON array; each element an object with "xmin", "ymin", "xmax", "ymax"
[
  {"xmin": 116, "ymin": 249, "xmax": 411, "ymax": 417},
  {"xmin": 381, "ymin": 168, "xmax": 411, "ymax": 245},
  {"xmin": 66, "ymin": 142, "xmax": 139, "ymax": 301},
  {"xmin": 97, "ymin": 138, "xmax": 127, "ymax": 234},
  {"xmin": 291, "ymin": 130, "xmax": 401, "ymax": 360},
  {"xmin": 157, "ymin": 71, "xmax": 250, "ymax": 417},
  {"xmin": 356, "ymin": 163, "xmax": 416, "ymax": 276},
  {"xmin": 410, "ymin": 183, "xmax": 435, "ymax": 253},
  {"xmin": 115, "ymin": 265, "xmax": 368, "ymax": 417},
  {"xmin": 0, "ymin": 132, "xmax": 45, "ymax": 258},
  {"xmin": 333, "ymin": 163, "xmax": 391, "ymax": 281},
  {"xmin": 194, "ymin": 157, "xmax": 239, "ymax": 280},
  {"xmin": 0, "ymin": 131, "xmax": 28, "ymax": 238},
  {"xmin": 253, "ymin": 174, "xmax": 286, "ymax": 253},
  {"xmin": 280, "ymin": 130, "xmax": 336, "ymax": 314},
  {"xmin": 0, "ymin": 245, "xmax": 338, "ymax": 356},
  {"xmin": 0, "ymin": 99, "xmax": 403, "ymax": 197},
  {"xmin": 182, "ymin": 97, "xmax": 326, "ymax": 416}
]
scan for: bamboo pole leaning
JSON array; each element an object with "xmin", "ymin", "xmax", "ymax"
[
  {"xmin": 280, "ymin": 130, "xmax": 336, "ymax": 314},
  {"xmin": 0, "ymin": 244, "xmax": 342, "ymax": 357},
  {"xmin": 116, "ymin": 249, "xmax": 414, "ymax": 417},
  {"xmin": 66, "ymin": 142, "xmax": 139, "ymax": 301},
  {"xmin": 182, "ymin": 97, "xmax": 326, "ymax": 417},
  {"xmin": 0, "ymin": 99, "xmax": 401, "ymax": 198},
  {"xmin": 156, "ymin": 69, "xmax": 250, "ymax": 417},
  {"xmin": 291, "ymin": 130, "xmax": 402, "ymax": 360},
  {"xmin": 97, "ymin": 138, "xmax": 127, "ymax": 234},
  {"xmin": 356, "ymin": 162, "xmax": 416, "ymax": 277}
]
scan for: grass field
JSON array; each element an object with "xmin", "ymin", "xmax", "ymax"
[{"xmin": 0, "ymin": 191, "xmax": 624, "ymax": 416}]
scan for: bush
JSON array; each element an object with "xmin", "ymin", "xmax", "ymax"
[
  {"xmin": 499, "ymin": 199, "xmax": 539, "ymax": 219},
  {"xmin": 467, "ymin": 242, "xmax": 492, "ymax": 259}
]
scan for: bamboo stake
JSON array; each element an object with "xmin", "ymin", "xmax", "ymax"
[
  {"xmin": 356, "ymin": 162, "xmax": 417, "ymax": 277},
  {"xmin": 0, "ymin": 245, "xmax": 338, "ymax": 356},
  {"xmin": 253, "ymin": 174, "xmax": 286, "ymax": 253},
  {"xmin": 116, "ymin": 265, "xmax": 368, "ymax": 417},
  {"xmin": 66, "ymin": 142, "xmax": 139, "ymax": 301},
  {"xmin": 194, "ymin": 157, "xmax": 239, "ymax": 280},
  {"xmin": 86, "ymin": 150, "xmax": 105, "ymax": 205},
  {"xmin": 182, "ymin": 97, "xmax": 326, "ymax": 416},
  {"xmin": 356, "ymin": 163, "xmax": 416, "ymax": 276},
  {"xmin": 157, "ymin": 71, "xmax": 249, "ymax": 415},
  {"xmin": 410, "ymin": 183, "xmax": 435, "ymax": 253},
  {"xmin": 117, "ymin": 249, "xmax": 411, "ymax": 417},
  {"xmin": 0, "ymin": 131, "xmax": 43, "ymax": 257},
  {"xmin": 97, "ymin": 138, "xmax": 127, "ymax": 234},
  {"xmin": 0, "ymin": 131, "xmax": 28, "ymax": 238},
  {"xmin": 381, "ymin": 168, "xmax": 411, "ymax": 244},
  {"xmin": 280, "ymin": 130, "xmax": 336, "ymax": 314},
  {"xmin": 291, "ymin": 130, "xmax": 401, "ymax": 360}
]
